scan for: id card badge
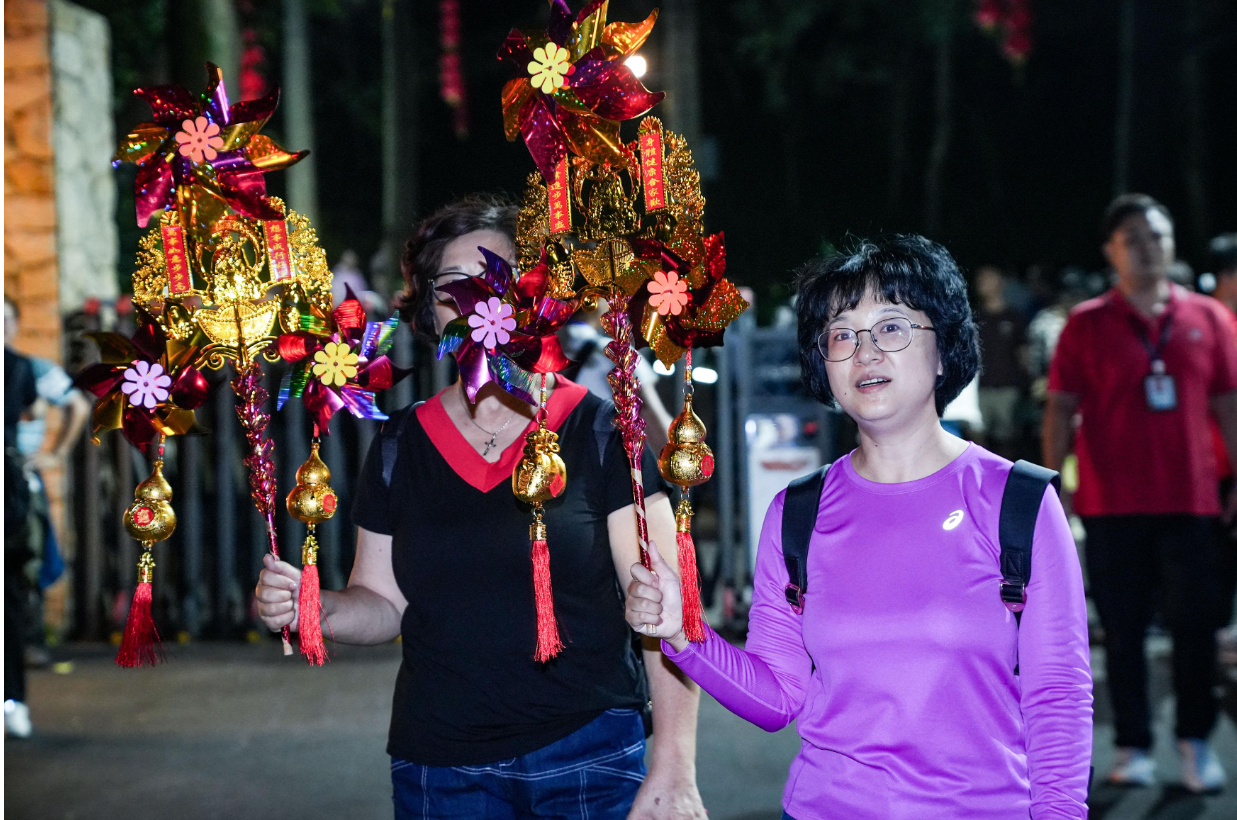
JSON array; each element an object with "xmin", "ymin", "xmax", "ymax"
[{"xmin": 1145, "ymin": 360, "xmax": 1178, "ymax": 411}]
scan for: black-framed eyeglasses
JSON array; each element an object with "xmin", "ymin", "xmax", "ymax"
[{"xmin": 816, "ymin": 317, "xmax": 936, "ymax": 362}]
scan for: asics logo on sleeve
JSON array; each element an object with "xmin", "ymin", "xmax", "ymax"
[{"xmin": 942, "ymin": 510, "xmax": 965, "ymax": 531}]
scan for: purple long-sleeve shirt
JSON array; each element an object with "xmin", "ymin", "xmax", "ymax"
[{"xmin": 664, "ymin": 444, "xmax": 1092, "ymax": 819}]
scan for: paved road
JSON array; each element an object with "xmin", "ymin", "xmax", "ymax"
[{"xmin": 5, "ymin": 640, "xmax": 1237, "ymax": 820}]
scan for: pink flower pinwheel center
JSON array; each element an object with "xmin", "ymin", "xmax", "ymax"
[
  {"xmin": 312, "ymin": 341, "xmax": 359, "ymax": 388},
  {"xmin": 119, "ymin": 360, "xmax": 172, "ymax": 410},
  {"xmin": 467, "ymin": 297, "xmax": 517, "ymax": 350},
  {"xmin": 647, "ymin": 270, "xmax": 691, "ymax": 317},
  {"xmin": 174, "ymin": 115, "xmax": 225, "ymax": 164}
]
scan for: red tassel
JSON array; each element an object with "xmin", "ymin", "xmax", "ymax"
[
  {"xmin": 677, "ymin": 530, "xmax": 706, "ymax": 642},
  {"xmin": 531, "ymin": 535, "xmax": 564, "ymax": 662},
  {"xmin": 115, "ymin": 581, "xmax": 163, "ymax": 668},
  {"xmin": 298, "ymin": 538, "xmax": 327, "ymax": 666}
]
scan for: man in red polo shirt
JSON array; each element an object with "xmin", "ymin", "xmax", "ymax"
[{"xmin": 1044, "ymin": 194, "xmax": 1237, "ymax": 793}]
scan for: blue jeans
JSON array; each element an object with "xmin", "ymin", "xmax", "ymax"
[{"xmin": 392, "ymin": 708, "xmax": 646, "ymax": 819}]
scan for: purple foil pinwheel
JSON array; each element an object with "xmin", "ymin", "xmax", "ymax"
[
  {"xmin": 437, "ymin": 248, "xmax": 577, "ymax": 404},
  {"xmin": 276, "ymin": 287, "xmax": 410, "ymax": 433},
  {"xmin": 498, "ymin": 0, "xmax": 664, "ymax": 183},
  {"xmin": 113, "ymin": 62, "xmax": 307, "ymax": 235}
]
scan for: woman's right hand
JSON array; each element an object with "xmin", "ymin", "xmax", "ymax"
[
  {"xmin": 255, "ymin": 554, "xmax": 301, "ymax": 633},
  {"xmin": 625, "ymin": 539, "xmax": 688, "ymax": 652}
]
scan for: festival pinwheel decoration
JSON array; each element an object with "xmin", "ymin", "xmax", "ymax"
[
  {"xmin": 502, "ymin": 4, "xmax": 751, "ymax": 645},
  {"xmin": 436, "ymin": 247, "xmax": 576, "ymax": 404},
  {"xmin": 276, "ymin": 287, "xmax": 409, "ymax": 434},
  {"xmin": 275, "ymin": 287, "xmax": 410, "ymax": 664},
  {"xmin": 498, "ymin": 0, "xmax": 663, "ymax": 182},
  {"xmin": 114, "ymin": 62, "xmax": 307, "ymax": 236},
  {"xmin": 75, "ymin": 309, "xmax": 211, "ymax": 449},
  {"xmin": 74, "ymin": 310, "xmax": 214, "ymax": 666}
]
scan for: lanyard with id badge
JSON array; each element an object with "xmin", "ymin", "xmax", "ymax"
[{"xmin": 1133, "ymin": 311, "xmax": 1177, "ymax": 411}]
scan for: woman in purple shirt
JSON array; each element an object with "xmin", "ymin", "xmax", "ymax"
[{"xmin": 626, "ymin": 236, "xmax": 1093, "ymax": 820}]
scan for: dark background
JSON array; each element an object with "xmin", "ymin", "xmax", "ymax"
[{"xmin": 83, "ymin": 0, "xmax": 1237, "ymax": 320}]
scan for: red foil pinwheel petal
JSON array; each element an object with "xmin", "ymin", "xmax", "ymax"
[
  {"xmin": 134, "ymin": 151, "xmax": 175, "ymax": 228},
  {"xmin": 303, "ymin": 380, "xmax": 346, "ymax": 432},
  {"xmin": 130, "ymin": 311, "xmax": 168, "ymax": 362},
  {"xmin": 76, "ymin": 363, "xmax": 124, "ymax": 399},
  {"xmin": 227, "ymin": 86, "xmax": 280, "ymax": 128},
  {"xmin": 278, "ymin": 332, "xmax": 318, "ymax": 363},
  {"xmin": 568, "ymin": 49, "xmax": 665, "ymax": 121},
  {"xmin": 169, "ymin": 366, "xmax": 210, "ymax": 411},
  {"xmin": 526, "ymin": 336, "xmax": 571, "ymax": 374},
  {"xmin": 215, "ymin": 173, "xmax": 282, "ymax": 221},
  {"xmin": 497, "ymin": 29, "xmax": 538, "ymax": 71},
  {"xmin": 133, "ymin": 84, "xmax": 199, "ymax": 126},
  {"xmin": 519, "ymin": 96, "xmax": 571, "ymax": 185},
  {"xmin": 333, "ymin": 287, "xmax": 366, "ymax": 336},
  {"xmin": 513, "ymin": 262, "xmax": 551, "ymax": 305},
  {"xmin": 121, "ymin": 405, "xmax": 160, "ymax": 447},
  {"xmin": 355, "ymin": 356, "xmax": 396, "ymax": 392}
]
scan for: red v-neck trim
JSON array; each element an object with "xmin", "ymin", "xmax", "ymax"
[{"xmin": 417, "ymin": 377, "xmax": 589, "ymax": 493}]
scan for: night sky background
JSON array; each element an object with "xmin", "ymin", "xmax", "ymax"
[{"xmin": 88, "ymin": 0, "xmax": 1237, "ymax": 319}]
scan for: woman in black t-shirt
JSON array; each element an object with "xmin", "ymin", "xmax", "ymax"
[{"xmin": 256, "ymin": 195, "xmax": 706, "ymax": 820}]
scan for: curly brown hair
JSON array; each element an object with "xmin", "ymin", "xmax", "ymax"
[{"xmin": 396, "ymin": 193, "xmax": 518, "ymax": 341}]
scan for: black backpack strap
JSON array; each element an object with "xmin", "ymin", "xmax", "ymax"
[
  {"xmin": 999, "ymin": 459, "xmax": 1061, "ymax": 622},
  {"xmin": 780, "ymin": 465, "xmax": 831, "ymax": 614},
  {"xmin": 593, "ymin": 398, "xmax": 617, "ymax": 467},
  {"xmin": 379, "ymin": 402, "xmax": 422, "ymax": 487}
]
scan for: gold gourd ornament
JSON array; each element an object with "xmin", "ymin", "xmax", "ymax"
[
  {"xmin": 117, "ymin": 437, "xmax": 177, "ymax": 667},
  {"xmin": 285, "ymin": 440, "xmax": 338, "ymax": 665},
  {"xmin": 657, "ymin": 351, "xmax": 714, "ymax": 642},
  {"xmin": 512, "ymin": 374, "xmax": 567, "ymax": 662}
]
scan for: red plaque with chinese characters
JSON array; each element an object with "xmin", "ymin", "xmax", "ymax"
[
  {"xmin": 548, "ymin": 157, "xmax": 571, "ymax": 235},
  {"xmin": 161, "ymin": 224, "xmax": 192, "ymax": 293},
  {"xmin": 639, "ymin": 130, "xmax": 666, "ymax": 212},
  {"xmin": 264, "ymin": 219, "xmax": 294, "ymax": 281}
]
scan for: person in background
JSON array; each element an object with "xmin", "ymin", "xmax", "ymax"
[
  {"xmin": 14, "ymin": 329, "xmax": 92, "ymax": 665},
  {"xmin": 974, "ymin": 265, "xmax": 1029, "ymax": 459},
  {"xmin": 4, "ymin": 298, "xmax": 39, "ymax": 738},
  {"xmin": 1044, "ymin": 194, "xmax": 1237, "ymax": 792}
]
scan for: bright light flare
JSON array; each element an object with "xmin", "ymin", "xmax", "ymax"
[{"xmin": 625, "ymin": 54, "xmax": 648, "ymax": 78}]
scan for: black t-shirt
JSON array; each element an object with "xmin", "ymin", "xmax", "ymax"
[
  {"xmin": 5, "ymin": 348, "xmax": 38, "ymax": 450},
  {"xmin": 352, "ymin": 379, "xmax": 665, "ymax": 765}
]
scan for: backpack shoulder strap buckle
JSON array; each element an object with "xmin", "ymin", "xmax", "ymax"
[{"xmin": 784, "ymin": 583, "xmax": 805, "ymax": 614}]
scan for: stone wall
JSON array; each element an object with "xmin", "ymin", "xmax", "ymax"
[
  {"xmin": 50, "ymin": 0, "xmax": 117, "ymax": 313},
  {"xmin": 5, "ymin": 0, "xmax": 60, "ymax": 356}
]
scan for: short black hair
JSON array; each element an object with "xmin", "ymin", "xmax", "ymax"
[
  {"xmin": 1210, "ymin": 234, "xmax": 1237, "ymax": 276},
  {"xmin": 397, "ymin": 193, "xmax": 518, "ymax": 341},
  {"xmin": 1101, "ymin": 193, "xmax": 1173, "ymax": 241},
  {"xmin": 794, "ymin": 235, "xmax": 979, "ymax": 416}
]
